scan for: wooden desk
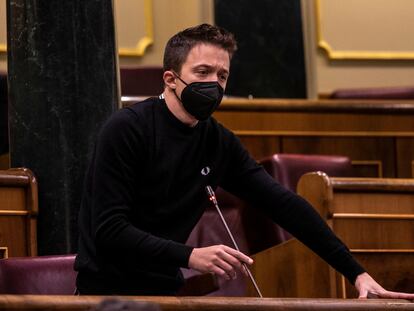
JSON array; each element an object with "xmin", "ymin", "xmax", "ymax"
[
  {"xmin": 248, "ymin": 174, "xmax": 414, "ymax": 298},
  {"xmin": 0, "ymin": 295, "xmax": 413, "ymax": 311}
]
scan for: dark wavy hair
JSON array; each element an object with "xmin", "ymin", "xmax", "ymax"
[{"xmin": 163, "ymin": 23, "xmax": 237, "ymax": 73}]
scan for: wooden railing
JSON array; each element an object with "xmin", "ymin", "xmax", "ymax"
[
  {"xmin": 0, "ymin": 168, "xmax": 38, "ymax": 258},
  {"xmin": 248, "ymin": 174, "xmax": 414, "ymax": 298},
  {"xmin": 0, "ymin": 295, "xmax": 413, "ymax": 311}
]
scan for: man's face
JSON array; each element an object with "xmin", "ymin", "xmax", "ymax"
[{"xmin": 175, "ymin": 43, "xmax": 230, "ymax": 98}]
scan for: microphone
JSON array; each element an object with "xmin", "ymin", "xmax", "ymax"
[{"xmin": 205, "ymin": 185, "xmax": 263, "ymax": 298}]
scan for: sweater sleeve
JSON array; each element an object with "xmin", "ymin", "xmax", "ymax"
[
  {"xmin": 90, "ymin": 109, "xmax": 193, "ymax": 268},
  {"xmin": 220, "ymin": 131, "xmax": 365, "ymax": 284}
]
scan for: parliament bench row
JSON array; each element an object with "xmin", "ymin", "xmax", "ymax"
[{"xmin": 1, "ymin": 158, "xmax": 414, "ymax": 298}]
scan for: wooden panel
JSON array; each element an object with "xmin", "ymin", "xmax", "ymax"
[
  {"xmin": 0, "ymin": 216, "xmax": 28, "ymax": 257},
  {"xmin": 331, "ymin": 190, "xmax": 414, "ymax": 249},
  {"xmin": 343, "ymin": 251, "xmax": 414, "ymax": 298},
  {"xmin": 351, "ymin": 160, "xmax": 382, "ymax": 178},
  {"xmin": 293, "ymin": 174, "xmax": 414, "ymax": 298},
  {"xmin": 249, "ymin": 239, "xmax": 333, "ymax": 298},
  {"xmin": 215, "ymin": 110, "xmax": 414, "ymax": 132},
  {"xmin": 1, "ymin": 295, "xmax": 414, "ymax": 311},
  {"xmin": 239, "ymin": 136, "xmax": 281, "ymax": 160},
  {"xmin": 396, "ymin": 138, "xmax": 414, "ymax": 178},
  {"xmin": 0, "ymin": 168, "xmax": 37, "ymax": 257},
  {"xmin": 0, "ymin": 187, "xmax": 26, "ymax": 211},
  {"xmin": 215, "ymin": 99, "xmax": 414, "ymax": 179},
  {"xmin": 333, "ymin": 219, "xmax": 414, "ymax": 249},
  {"xmin": 281, "ymin": 137, "xmax": 395, "ymax": 177},
  {"xmin": 332, "ymin": 192, "xmax": 414, "ymax": 214}
]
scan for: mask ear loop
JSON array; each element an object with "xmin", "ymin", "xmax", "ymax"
[
  {"xmin": 170, "ymin": 71, "xmax": 187, "ymax": 104},
  {"xmin": 172, "ymin": 71, "xmax": 189, "ymax": 86}
]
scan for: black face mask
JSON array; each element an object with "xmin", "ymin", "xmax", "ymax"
[{"xmin": 174, "ymin": 74, "xmax": 224, "ymax": 121}]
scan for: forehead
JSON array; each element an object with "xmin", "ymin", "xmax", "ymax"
[{"xmin": 183, "ymin": 43, "xmax": 230, "ymax": 71}]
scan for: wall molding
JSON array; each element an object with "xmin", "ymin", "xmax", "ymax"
[
  {"xmin": 0, "ymin": 0, "xmax": 155, "ymax": 57},
  {"xmin": 116, "ymin": 0, "xmax": 154, "ymax": 57},
  {"xmin": 315, "ymin": 0, "xmax": 414, "ymax": 60}
]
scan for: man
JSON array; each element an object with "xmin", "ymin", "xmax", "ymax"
[{"xmin": 75, "ymin": 24, "xmax": 414, "ymax": 299}]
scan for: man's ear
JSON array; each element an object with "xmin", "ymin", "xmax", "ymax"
[{"xmin": 163, "ymin": 71, "xmax": 176, "ymax": 89}]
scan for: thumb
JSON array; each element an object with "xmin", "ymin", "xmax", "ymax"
[{"xmin": 358, "ymin": 288, "xmax": 369, "ymax": 299}]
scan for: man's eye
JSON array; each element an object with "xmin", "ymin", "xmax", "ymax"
[{"xmin": 220, "ymin": 74, "xmax": 228, "ymax": 81}]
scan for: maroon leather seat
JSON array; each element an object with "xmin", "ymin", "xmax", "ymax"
[
  {"xmin": 330, "ymin": 86, "xmax": 414, "ymax": 99},
  {"xmin": 0, "ymin": 254, "xmax": 77, "ymax": 294},
  {"xmin": 259, "ymin": 153, "xmax": 353, "ymax": 242},
  {"xmin": 120, "ymin": 66, "xmax": 164, "ymax": 96},
  {"xmin": 184, "ymin": 188, "xmax": 251, "ymax": 296},
  {"xmin": 261, "ymin": 153, "xmax": 353, "ymax": 192}
]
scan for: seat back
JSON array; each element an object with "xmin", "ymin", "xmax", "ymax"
[
  {"xmin": 330, "ymin": 86, "xmax": 414, "ymax": 99},
  {"xmin": 0, "ymin": 254, "xmax": 77, "ymax": 294},
  {"xmin": 261, "ymin": 153, "xmax": 353, "ymax": 192},
  {"xmin": 184, "ymin": 188, "xmax": 253, "ymax": 297},
  {"xmin": 258, "ymin": 153, "xmax": 353, "ymax": 243},
  {"xmin": 120, "ymin": 67, "xmax": 164, "ymax": 96}
]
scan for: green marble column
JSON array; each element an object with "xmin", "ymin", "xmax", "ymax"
[
  {"xmin": 215, "ymin": 0, "xmax": 307, "ymax": 98},
  {"xmin": 7, "ymin": 1, "xmax": 118, "ymax": 254}
]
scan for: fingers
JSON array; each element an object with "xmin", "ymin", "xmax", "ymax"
[
  {"xmin": 209, "ymin": 263, "xmax": 233, "ymax": 280},
  {"xmin": 379, "ymin": 291, "xmax": 414, "ymax": 300},
  {"xmin": 355, "ymin": 273, "xmax": 414, "ymax": 301},
  {"xmin": 358, "ymin": 288, "xmax": 369, "ymax": 299},
  {"xmin": 188, "ymin": 245, "xmax": 253, "ymax": 280},
  {"xmin": 358, "ymin": 287, "xmax": 414, "ymax": 300},
  {"xmin": 217, "ymin": 248, "xmax": 248, "ymax": 277},
  {"xmin": 219, "ymin": 245, "xmax": 253, "ymax": 277},
  {"xmin": 212, "ymin": 256, "xmax": 237, "ymax": 280},
  {"xmin": 223, "ymin": 245, "xmax": 254, "ymax": 265}
]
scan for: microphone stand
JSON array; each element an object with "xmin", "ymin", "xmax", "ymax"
[{"xmin": 205, "ymin": 185, "xmax": 263, "ymax": 298}]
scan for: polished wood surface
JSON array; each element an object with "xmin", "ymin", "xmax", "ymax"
[
  {"xmin": 214, "ymin": 99, "xmax": 414, "ymax": 178},
  {"xmin": 298, "ymin": 174, "xmax": 414, "ymax": 249},
  {"xmin": 0, "ymin": 168, "xmax": 38, "ymax": 257},
  {"xmin": 0, "ymin": 295, "xmax": 413, "ymax": 311}
]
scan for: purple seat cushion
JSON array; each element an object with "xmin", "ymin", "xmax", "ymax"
[{"xmin": 0, "ymin": 254, "xmax": 77, "ymax": 294}]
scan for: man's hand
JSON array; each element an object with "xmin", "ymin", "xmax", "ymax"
[
  {"xmin": 188, "ymin": 245, "xmax": 253, "ymax": 280},
  {"xmin": 355, "ymin": 272, "xmax": 414, "ymax": 300}
]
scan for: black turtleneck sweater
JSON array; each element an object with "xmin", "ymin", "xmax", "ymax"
[{"xmin": 75, "ymin": 96, "xmax": 365, "ymax": 295}]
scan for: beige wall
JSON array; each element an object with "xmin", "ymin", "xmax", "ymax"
[
  {"xmin": 302, "ymin": 0, "xmax": 414, "ymax": 97},
  {"xmin": 0, "ymin": 54, "xmax": 6, "ymax": 72},
  {"xmin": 0, "ymin": 0, "xmax": 213, "ymax": 71},
  {"xmin": 3, "ymin": 0, "xmax": 414, "ymax": 97},
  {"xmin": 116, "ymin": 0, "xmax": 214, "ymax": 68}
]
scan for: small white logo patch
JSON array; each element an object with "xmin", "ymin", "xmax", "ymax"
[{"xmin": 201, "ymin": 166, "xmax": 211, "ymax": 176}]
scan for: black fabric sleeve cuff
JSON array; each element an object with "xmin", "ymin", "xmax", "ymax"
[{"xmin": 164, "ymin": 241, "xmax": 194, "ymax": 269}]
